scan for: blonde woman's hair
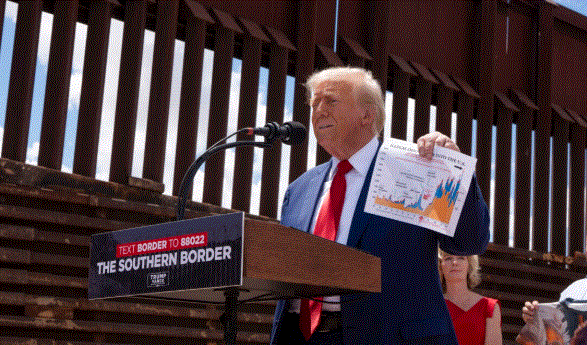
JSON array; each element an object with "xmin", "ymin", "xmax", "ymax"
[
  {"xmin": 438, "ymin": 248, "xmax": 482, "ymax": 291},
  {"xmin": 305, "ymin": 66, "xmax": 385, "ymax": 136}
]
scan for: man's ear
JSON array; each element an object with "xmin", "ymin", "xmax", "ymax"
[{"xmin": 361, "ymin": 104, "xmax": 376, "ymax": 126}]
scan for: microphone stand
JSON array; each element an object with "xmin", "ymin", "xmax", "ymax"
[
  {"xmin": 176, "ymin": 138, "xmax": 271, "ymax": 221},
  {"xmin": 175, "ymin": 130, "xmax": 273, "ymax": 345}
]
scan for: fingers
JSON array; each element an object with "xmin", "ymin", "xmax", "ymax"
[
  {"xmin": 522, "ymin": 300, "xmax": 539, "ymax": 323},
  {"xmin": 416, "ymin": 132, "xmax": 460, "ymax": 160},
  {"xmin": 523, "ymin": 300, "xmax": 537, "ymax": 313}
]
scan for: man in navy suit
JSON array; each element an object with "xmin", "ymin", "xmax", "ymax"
[{"xmin": 270, "ymin": 66, "xmax": 490, "ymax": 344}]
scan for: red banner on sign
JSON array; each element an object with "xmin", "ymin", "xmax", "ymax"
[{"xmin": 116, "ymin": 232, "xmax": 208, "ymax": 258}]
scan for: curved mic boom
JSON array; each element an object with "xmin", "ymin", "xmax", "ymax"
[{"xmin": 176, "ymin": 121, "xmax": 306, "ymax": 221}]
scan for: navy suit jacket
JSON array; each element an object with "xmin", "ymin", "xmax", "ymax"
[{"xmin": 270, "ymin": 144, "xmax": 490, "ymax": 344}]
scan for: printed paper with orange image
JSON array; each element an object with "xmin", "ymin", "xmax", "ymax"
[
  {"xmin": 364, "ymin": 138, "xmax": 476, "ymax": 237},
  {"xmin": 516, "ymin": 302, "xmax": 587, "ymax": 345}
]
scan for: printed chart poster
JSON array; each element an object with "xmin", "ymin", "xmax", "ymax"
[
  {"xmin": 516, "ymin": 301, "xmax": 587, "ymax": 345},
  {"xmin": 88, "ymin": 212, "xmax": 244, "ymax": 300},
  {"xmin": 364, "ymin": 138, "xmax": 476, "ymax": 237}
]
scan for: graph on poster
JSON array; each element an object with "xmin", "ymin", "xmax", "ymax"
[{"xmin": 364, "ymin": 139, "xmax": 477, "ymax": 237}]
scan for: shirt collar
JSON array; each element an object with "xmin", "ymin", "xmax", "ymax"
[{"xmin": 330, "ymin": 137, "xmax": 380, "ymax": 178}]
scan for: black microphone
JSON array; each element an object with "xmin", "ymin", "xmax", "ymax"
[{"xmin": 245, "ymin": 121, "xmax": 307, "ymax": 145}]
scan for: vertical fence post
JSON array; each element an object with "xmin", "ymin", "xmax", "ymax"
[
  {"xmin": 109, "ymin": 0, "xmax": 148, "ymax": 185},
  {"xmin": 258, "ymin": 27, "xmax": 294, "ymax": 218},
  {"xmin": 476, "ymin": 0, "xmax": 498, "ymax": 204},
  {"xmin": 2, "ymin": 0, "xmax": 42, "ymax": 162},
  {"xmin": 73, "ymin": 0, "xmax": 114, "ymax": 177},
  {"xmin": 38, "ymin": 0, "xmax": 78, "ymax": 170},
  {"xmin": 566, "ymin": 109, "xmax": 586, "ymax": 255},
  {"xmin": 493, "ymin": 92, "xmax": 518, "ymax": 245},
  {"xmin": 533, "ymin": 0, "xmax": 555, "ymax": 252},
  {"xmin": 202, "ymin": 9, "xmax": 242, "ymax": 206},
  {"xmin": 452, "ymin": 77, "xmax": 479, "ymax": 157},
  {"xmin": 390, "ymin": 55, "xmax": 416, "ymax": 141},
  {"xmin": 511, "ymin": 89, "xmax": 537, "ymax": 250},
  {"xmin": 410, "ymin": 61, "xmax": 437, "ymax": 141},
  {"xmin": 172, "ymin": 1, "xmax": 214, "ymax": 197},
  {"xmin": 142, "ymin": 0, "xmax": 180, "ymax": 184},
  {"xmin": 550, "ymin": 105, "xmax": 572, "ymax": 255}
]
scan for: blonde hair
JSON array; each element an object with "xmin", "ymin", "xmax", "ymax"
[
  {"xmin": 438, "ymin": 248, "xmax": 482, "ymax": 291},
  {"xmin": 305, "ymin": 66, "xmax": 385, "ymax": 136}
]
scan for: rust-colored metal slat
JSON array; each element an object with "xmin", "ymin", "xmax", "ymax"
[
  {"xmin": 173, "ymin": 1, "xmax": 213, "ymax": 197},
  {"xmin": 550, "ymin": 105, "xmax": 572, "ymax": 255},
  {"xmin": 2, "ymin": 0, "xmax": 42, "ymax": 162},
  {"xmin": 230, "ymin": 17, "xmax": 268, "ymax": 212},
  {"xmin": 492, "ymin": 92, "xmax": 517, "ymax": 245},
  {"xmin": 259, "ymin": 27, "xmax": 292, "ymax": 218},
  {"xmin": 73, "ymin": 0, "xmax": 114, "ymax": 177},
  {"xmin": 532, "ymin": 0, "xmax": 555, "ymax": 253},
  {"xmin": 567, "ymin": 109, "xmax": 586, "ymax": 255},
  {"xmin": 142, "ymin": 0, "xmax": 180, "ymax": 183},
  {"xmin": 38, "ymin": 0, "xmax": 78, "ymax": 170},
  {"xmin": 511, "ymin": 89, "xmax": 536, "ymax": 249},
  {"xmin": 109, "ymin": 0, "xmax": 148, "ymax": 185},
  {"xmin": 203, "ymin": 8, "xmax": 242, "ymax": 206}
]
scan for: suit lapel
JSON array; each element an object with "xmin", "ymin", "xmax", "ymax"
[
  {"xmin": 346, "ymin": 142, "xmax": 381, "ymax": 248},
  {"xmin": 301, "ymin": 161, "xmax": 332, "ymax": 233}
]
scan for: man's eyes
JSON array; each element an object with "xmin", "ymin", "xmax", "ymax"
[{"xmin": 312, "ymin": 98, "xmax": 338, "ymax": 107}]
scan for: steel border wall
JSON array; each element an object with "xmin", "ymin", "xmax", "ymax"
[{"xmin": 1, "ymin": 1, "xmax": 587, "ymax": 342}]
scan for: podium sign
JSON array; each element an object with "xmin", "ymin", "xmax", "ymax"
[{"xmin": 88, "ymin": 212, "xmax": 244, "ymax": 300}]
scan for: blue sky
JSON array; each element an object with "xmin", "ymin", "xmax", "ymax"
[
  {"xmin": 556, "ymin": 0, "xmax": 587, "ymax": 16},
  {"xmin": 0, "ymin": 1, "xmax": 586, "ymax": 242}
]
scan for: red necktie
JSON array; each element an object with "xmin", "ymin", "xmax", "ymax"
[{"xmin": 299, "ymin": 160, "xmax": 353, "ymax": 341}]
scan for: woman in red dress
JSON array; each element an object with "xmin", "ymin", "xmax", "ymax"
[{"xmin": 439, "ymin": 250, "xmax": 502, "ymax": 345}]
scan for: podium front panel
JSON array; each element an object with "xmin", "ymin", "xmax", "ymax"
[
  {"xmin": 88, "ymin": 214, "xmax": 380, "ymax": 303},
  {"xmin": 88, "ymin": 212, "xmax": 244, "ymax": 300}
]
